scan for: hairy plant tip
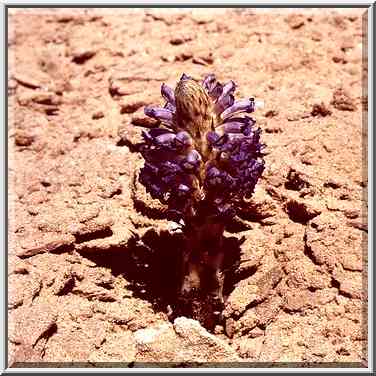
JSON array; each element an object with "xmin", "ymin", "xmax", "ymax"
[{"xmin": 138, "ymin": 73, "xmax": 266, "ymax": 224}]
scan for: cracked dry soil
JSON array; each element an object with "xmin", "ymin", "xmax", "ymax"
[{"xmin": 8, "ymin": 8, "xmax": 367, "ymax": 367}]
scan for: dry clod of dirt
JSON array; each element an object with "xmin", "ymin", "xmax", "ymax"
[
  {"xmin": 17, "ymin": 233, "xmax": 76, "ymax": 258},
  {"xmin": 285, "ymin": 14, "xmax": 305, "ymax": 29},
  {"xmin": 331, "ymin": 87, "xmax": 357, "ymax": 111},
  {"xmin": 131, "ymin": 108, "xmax": 159, "ymax": 128},
  {"xmin": 134, "ymin": 318, "xmax": 241, "ymax": 363},
  {"xmin": 9, "ymin": 299, "xmax": 58, "ymax": 364},
  {"xmin": 119, "ymin": 93, "xmax": 150, "ymax": 114},
  {"xmin": 311, "ymin": 102, "xmax": 332, "ymax": 117}
]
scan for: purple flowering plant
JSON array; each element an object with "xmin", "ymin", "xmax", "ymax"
[{"xmin": 136, "ymin": 73, "xmax": 265, "ymax": 322}]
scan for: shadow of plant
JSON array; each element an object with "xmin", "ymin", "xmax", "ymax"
[{"xmin": 76, "ymin": 227, "xmax": 245, "ymax": 331}]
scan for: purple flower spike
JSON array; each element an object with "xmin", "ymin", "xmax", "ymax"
[
  {"xmin": 144, "ymin": 106, "xmax": 174, "ymax": 123},
  {"xmin": 161, "ymin": 83, "xmax": 175, "ymax": 105},
  {"xmin": 221, "ymin": 98, "xmax": 255, "ymax": 119},
  {"xmin": 137, "ymin": 73, "xmax": 265, "ymax": 222}
]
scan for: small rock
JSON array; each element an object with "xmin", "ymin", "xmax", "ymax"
[
  {"xmin": 225, "ymin": 317, "xmax": 237, "ymax": 338},
  {"xmin": 17, "ymin": 91, "xmax": 62, "ymax": 106},
  {"xmin": 10, "ymin": 344, "xmax": 43, "ymax": 366},
  {"xmin": 134, "ymin": 318, "xmax": 240, "ymax": 362},
  {"xmin": 170, "ymin": 35, "xmax": 192, "ymax": 45},
  {"xmin": 119, "ymin": 93, "xmax": 148, "ymax": 114},
  {"xmin": 10, "ymin": 301, "xmax": 58, "ymax": 347},
  {"xmin": 13, "ymin": 72, "xmax": 42, "ymax": 89},
  {"xmin": 71, "ymin": 216, "xmax": 113, "ymax": 242},
  {"xmin": 235, "ymin": 336, "xmax": 264, "ymax": 359},
  {"xmin": 284, "ymin": 198, "xmax": 322, "ymax": 224},
  {"xmin": 52, "ymin": 268, "xmax": 76, "ymax": 295},
  {"xmin": 285, "ymin": 167, "xmax": 311, "ymax": 191},
  {"xmin": 249, "ymin": 327, "xmax": 264, "ymax": 338},
  {"xmin": 255, "ymin": 296, "xmax": 282, "ymax": 327},
  {"xmin": 109, "ymin": 70, "xmax": 168, "ymax": 96},
  {"xmin": 331, "ymin": 88, "xmax": 357, "ymax": 111},
  {"xmin": 257, "ymin": 266, "xmax": 284, "ymax": 298},
  {"xmin": 283, "ymin": 289, "xmax": 315, "ymax": 312},
  {"xmin": 15, "ymin": 131, "xmax": 35, "ymax": 146},
  {"xmin": 71, "ymin": 49, "xmax": 96, "ymax": 64},
  {"xmin": 332, "ymin": 53, "xmax": 347, "ymax": 64},
  {"xmin": 134, "ymin": 322, "xmax": 171, "ymax": 346},
  {"xmin": 131, "ymin": 108, "xmax": 158, "ymax": 128},
  {"xmin": 192, "ymin": 55, "xmax": 214, "ymax": 66},
  {"xmin": 311, "ymin": 30, "xmax": 323, "ymax": 41},
  {"xmin": 339, "ymin": 278, "xmax": 362, "ymax": 299},
  {"xmin": 173, "ymin": 317, "xmax": 241, "ymax": 362},
  {"xmin": 265, "ymin": 125, "xmax": 282, "ymax": 134},
  {"xmin": 344, "ymin": 209, "xmax": 360, "ymax": 219},
  {"xmin": 311, "ymin": 102, "xmax": 332, "ymax": 117},
  {"xmin": 340, "ymin": 37, "xmax": 355, "ymax": 51},
  {"xmin": 10, "ymin": 259, "xmax": 30, "ymax": 275},
  {"xmin": 104, "ymin": 301, "xmax": 137, "ymax": 325},
  {"xmin": 72, "ymin": 281, "xmax": 117, "ymax": 302},
  {"xmin": 174, "ymin": 51, "xmax": 193, "ymax": 62},
  {"xmin": 237, "ymin": 310, "xmax": 258, "ymax": 336},
  {"xmin": 145, "ymin": 10, "xmax": 175, "ymax": 26},
  {"xmin": 17, "ymin": 233, "xmax": 75, "ymax": 258},
  {"xmin": 92, "ymin": 110, "xmax": 104, "ymax": 120},
  {"xmin": 160, "ymin": 54, "xmax": 175, "ymax": 63},
  {"xmin": 264, "ymin": 109, "xmax": 279, "ymax": 118},
  {"xmin": 75, "ymin": 204, "xmax": 101, "ymax": 223},
  {"xmin": 223, "ymin": 283, "xmax": 260, "ymax": 318},
  {"xmin": 239, "ymin": 186, "xmax": 279, "ymax": 221},
  {"xmin": 286, "ymin": 14, "xmax": 305, "ymax": 29},
  {"xmin": 347, "ymin": 219, "xmax": 367, "ymax": 232},
  {"xmin": 190, "ymin": 10, "xmax": 214, "ymax": 24}
]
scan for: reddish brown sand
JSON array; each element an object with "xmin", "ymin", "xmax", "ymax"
[{"xmin": 8, "ymin": 8, "xmax": 367, "ymax": 367}]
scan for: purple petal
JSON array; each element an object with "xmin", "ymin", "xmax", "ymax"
[
  {"xmin": 161, "ymin": 83, "xmax": 175, "ymax": 105},
  {"xmin": 202, "ymin": 74, "xmax": 216, "ymax": 91},
  {"xmin": 209, "ymin": 82, "xmax": 223, "ymax": 100},
  {"xmin": 187, "ymin": 149, "xmax": 201, "ymax": 163},
  {"xmin": 219, "ymin": 80, "xmax": 236, "ymax": 100},
  {"xmin": 155, "ymin": 133, "xmax": 176, "ymax": 145},
  {"xmin": 206, "ymin": 165, "xmax": 221, "ymax": 177},
  {"xmin": 207, "ymin": 131, "xmax": 229, "ymax": 147},
  {"xmin": 164, "ymin": 102, "xmax": 176, "ymax": 112},
  {"xmin": 181, "ymin": 150, "xmax": 201, "ymax": 170},
  {"xmin": 175, "ymin": 131, "xmax": 193, "ymax": 146},
  {"xmin": 222, "ymin": 121, "xmax": 245, "ymax": 134},
  {"xmin": 214, "ymin": 93, "xmax": 235, "ymax": 114},
  {"xmin": 144, "ymin": 106, "xmax": 174, "ymax": 123},
  {"xmin": 149, "ymin": 128, "xmax": 174, "ymax": 138},
  {"xmin": 178, "ymin": 184, "xmax": 190, "ymax": 193},
  {"xmin": 221, "ymin": 98, "xmax": 255, "ymax": 119},
  {"xmin": 206, "ymin": 131, "xmax": 220, "ymax": 144}
]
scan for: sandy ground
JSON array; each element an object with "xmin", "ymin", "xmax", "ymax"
[{"xmin": 7, "ymin": 8, "xmax": 368, "ymax": 367}]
